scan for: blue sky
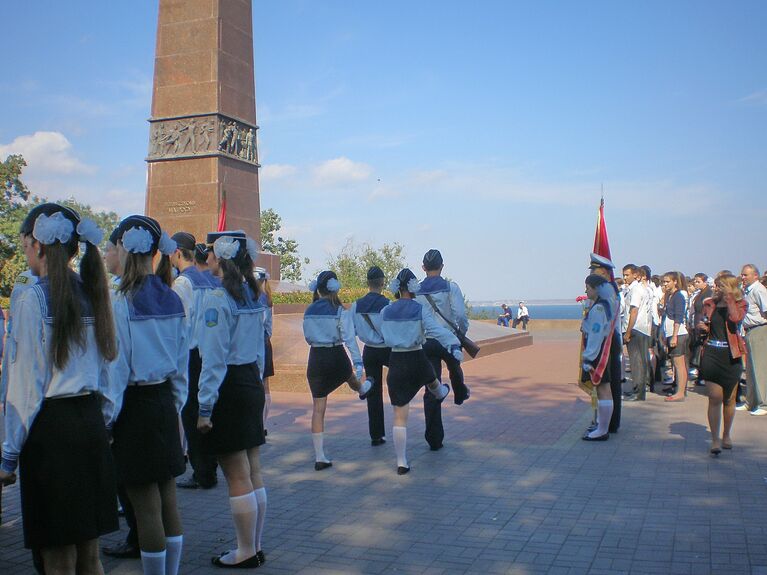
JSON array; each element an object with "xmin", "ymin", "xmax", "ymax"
[{"xmin": 1, "ymin": 1, "xmax": 765, "ymax": 300}]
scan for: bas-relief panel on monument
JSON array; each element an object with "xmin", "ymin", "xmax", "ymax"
[{"xmin": 147, "ymin": 114, "xmax": 259, "ymax": 165}]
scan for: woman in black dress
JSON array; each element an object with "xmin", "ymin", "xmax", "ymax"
[{"xmin": 697, "ymin": 273, "xmax": 747, "ymax": 455}]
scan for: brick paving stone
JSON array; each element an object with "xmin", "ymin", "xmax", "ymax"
[{"xmin": 3, "ymin": 335, "xmax": 767, "ymax": 574}]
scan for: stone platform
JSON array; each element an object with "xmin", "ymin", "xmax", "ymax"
[{"xmin": 269, "ymin": 316, "xmax": 532, "ymax": 392}]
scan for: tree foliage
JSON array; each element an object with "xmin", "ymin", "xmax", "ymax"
[
  {"xmin": 326, "ymin": 239, "xmax": 406, "ymax": 289},
  {"xmin": 0, "ymin": 155, "xmax": 120, "ymax": 296},
  {"xmin": 260, "ymin": 208, "xmax": 308, "ymax": 282}
]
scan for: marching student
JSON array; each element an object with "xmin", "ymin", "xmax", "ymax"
[
  {"xmin": 415, "ymin": 249, "xmax": 471, "ymax": 451},
  {"xmin": 381, "ymin": 269, "xmax": 457, "ymax": 474},
  {"xmin": 171, "ymin": 231, "xmax": 219, "ymax": 490},
  {"xmin": 107, "ymin": 215, "xmax": 188, "ymax": 575},
  {"xmin": 303, "ymin": 270, "xmax": 372, "ymax": 470},
  {"xmin": 197, "ymin": 231, "xmax": 269, "ymax": 568},
  {"xmin": 0, "ymin": 203, "xmax": 118, "ymax": 574},
  {"xmin": 255, "ymin": 266, "xmax": 274, "ymax": 435},
  {"xmin": 350, "ymin": 266, "xmax": 392, "ymax": 446}
]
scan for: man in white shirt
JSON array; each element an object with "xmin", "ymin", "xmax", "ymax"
[
  {"xmin": 741, "ymin": 264, "xmax": 767, "ymax": 416},
  {"xmin": 512, "ymin": 301, "xmax": 530, "ymax": 330},
  {"xmin": 622, "ymin": 265, "xmax": 653, "ymax": 401}
]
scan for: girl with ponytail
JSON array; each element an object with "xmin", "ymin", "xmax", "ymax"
[
  {"xmin": 197, "ymin": 231, "xmax": 269, "ymax": 568},
  {"xmin": 0, "ymin": 203, "xmax": 118, "ymax": 574},
  {"xmin": 107, "ymin": 215, "xmax": 188, "ymax": 575},
  {"xmin": 302, "ymin": 270, "xmax": 372, "ymax": 471},
  {"xmin": 254, "ymin": 265, "xmax": 275, "ymax": 436}
]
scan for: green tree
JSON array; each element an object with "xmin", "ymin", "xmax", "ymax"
[
  {"xmin": 0, "ymin": 155, "xmax": 121, "ymax": 296},
  {"xmin": 260, "ymin": 208, "xmax": 308, "ymax": 282},
  {"xmin": 326, "ymin": 239, "xmax": 406, "ymax": 289}
]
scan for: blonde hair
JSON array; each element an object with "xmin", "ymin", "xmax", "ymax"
[{"xmin": 715, "ymin": 273, "xmax": 743, "ymax": 301}]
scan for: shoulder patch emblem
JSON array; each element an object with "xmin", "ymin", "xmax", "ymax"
[
  {"xmin": 204, "ymin": 308, "xmax": 219, "ymax": 327},
  {"xmin": 15, "ymin": 274, "xmax": 29, "ymax": 285}
]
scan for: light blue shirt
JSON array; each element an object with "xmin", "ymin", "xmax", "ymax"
[
  {"xmin": 1, "ymin": 270, "xmax": 38, "ymax": 403},
  {"xmin": 2, "ymin": 276, "xmax": 110, "ymax": 473},
  {"xmin": 582, "ymin": 299, "xmax": 610, "ymax": 365},
  {"xmin": 381, "ymin": 298, "xmax": 460, "ymax": 352},
  {"xmin": 350, "ymin": 292, "xmax": 390, "ymax": 347},
  {"xmin": 416, "ymin": 275, "xmax": 469, "ymax": 334},
  {"xmin": 303, "ymin": 298, "xmax": 362, "ymax": 365},
  {"xmin": 106, "ymin": 276, "xmax": 189, "ymax": 427},
  {"xmin": 173, "ymin": 266, "xmax": 216, "ymax": 350},
  {"xmin": 198, "ymin": 284, "xmax": 266, "ymax": 417}
]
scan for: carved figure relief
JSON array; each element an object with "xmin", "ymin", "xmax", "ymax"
[{"xmin": 148, "ymin": 115, "xmax": 258, "ymax": 165}]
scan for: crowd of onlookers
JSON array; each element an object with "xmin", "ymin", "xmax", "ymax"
[{"xmin": 616, "ymin": 264, "xmax": 767, "ymax": 417}]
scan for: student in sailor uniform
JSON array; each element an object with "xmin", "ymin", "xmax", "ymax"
[
  {"xmin": 194, "ymin": 242, "xmax": 210, "ymax": 272},
  {"xmin": 102, "ymin": 233, "xmax": 143, "ymax": 563},
  {"xmin": 350, "ymin": 266, "xmax": 391, "ymax": 446},
  {"xmin": 107, "ymin": 215, "xmax": 188, "ymax": 575},
  {"xmin": 254, "ymin": 267, "xmax": 275, "ymax": 436},
  {"xmin": 303, "ymin": 270, "xmax": 372, "ymax": 471},
  {"xmin": 171, "ymin": 231, "xmax": 220, "ymax": 490},
  {"xmin": 382, "ymin": 269, "xmax": 458, "ymax": 474},
  {"xmin": 0, "ymin": 203, "xmax": 118, "ymax": 574},
  {"xmin": 415, "ymin": 249, "xmax": 470, "ymax": 451},
  {"xmin": 580, "ymin": 274, "xmax": 615, "ymax": 441},
  {"xmin": 197, "ymin": 231, "xmax": 269, "ymax": 569}
]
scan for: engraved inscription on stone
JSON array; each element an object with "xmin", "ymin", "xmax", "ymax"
[
  {"xmin": 165, "ymin": 200, "xmax": 197, "ymax": 214},
  {"xmin": 148, "ymin": 115, "xmax": 259, "ymax": 165}
]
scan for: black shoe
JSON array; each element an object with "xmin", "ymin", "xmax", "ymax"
[
  {"xmin": 582, "ymin": 433, "xmax": 609, "ymax": 441},
  {"xmin": 177, "ymin": 477, "xmax": 217, "ymax": 490},
  {"xmin": 211, "ymin": 552, "xmax": 261, "ymax": 568},
  {"xmin": 397, "ymin": 466, "xmax": 410, "ymax": 475},
  {"xmin": 103, "ymin": 541, "xmax": 141, "ymax": 559},
  {"xmin": 454, "ymin": 385, "xmax": 471, "ymax": 406},
  {"xmin": 371, "ymin": 438, "xmax": 386, "ymax": 446},
  {"xmin": 608, "ymin": 427, "xmax": 619, "ymax": 434},
  {"xmin": 429, "ymin": 443, "xmax": 443, "ymax": 451},
  {"xmin": 256, "ymin": 551, "xmax": 266, "ymax": 565},
  {"xmin": 314, "ymin": 461, "xmax": 333, "ymax": 471}
]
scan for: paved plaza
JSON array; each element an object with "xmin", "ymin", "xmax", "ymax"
[{"xmin": 2, "ymin": 330, "xmax": 767, "ymax": 574}]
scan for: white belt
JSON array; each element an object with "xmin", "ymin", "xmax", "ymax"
[{"xmin": 392, "ymin": 345, "xmax": 422, "ymax": 352}]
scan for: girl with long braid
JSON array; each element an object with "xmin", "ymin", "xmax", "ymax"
[
  {"xmin": 197, "ymin": 231, "xmax": 269, "ymax": 568},
  {"xmin": 107, "ymin": 215, "xmax": 188, "ymax": 575},
  {"xmin": 0, "ymin": 203, "xmax": 118, "ymax": 574}
]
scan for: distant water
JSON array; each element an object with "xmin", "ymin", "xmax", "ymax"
[{"xmin": 471, "ymin": 304, "xmax": 583, "ymax": 320}]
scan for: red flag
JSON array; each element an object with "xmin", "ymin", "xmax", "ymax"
[
  {"xmin": 217, "ymin": 192, "xmax": 227, "ymax": 231},
  {"xmin": 592, "ymin": 198, "xmax": 611, "ymax": 262}
]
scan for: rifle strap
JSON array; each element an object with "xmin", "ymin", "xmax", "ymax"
[
  {"xmin": 424, "ymin": 294, "xmax": 461, "ymax": 337},
  {"xmin": 361, "ymin": 313, "xmax": 382, "ymax": 338}
]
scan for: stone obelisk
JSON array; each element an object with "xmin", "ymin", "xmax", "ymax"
[{"xmin": 145, "ymin": 0, "xmax": 278, "ymax": 277}]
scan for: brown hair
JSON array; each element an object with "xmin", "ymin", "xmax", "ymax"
[{"xmin": 220, "ymin": 255, "xmax": 261, "ymax": 304}]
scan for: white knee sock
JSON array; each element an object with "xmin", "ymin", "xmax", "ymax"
[
  {"xmin": 264, "ymin": 392, "xmax": 271, "ymax": 427},
  {"xmin": 393, "ymin": 426, "xmax": 408, "ymax": 468},
  {"xmin": 219, "ymin": 492, "xmax": 257, "ymax": 564},
  {"xmin": 165, "ymin": 536, "xmax": 183, "ymax": 575},
  {"xmin": 141, "ymin": 550, "xmax": 166, "ymax": 575},
  {"xmin": 312, "ymin": 432, "xmax": 329, "ymax": 462},
  {"xmin": 254, "ymin": 487, "xmax": 267, "ymax": 552},
  {"xmin": 589, "ymin": 399, "xmax": 614, "ymax": 437}
]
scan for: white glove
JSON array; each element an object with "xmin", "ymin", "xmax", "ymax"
[
  {"xmin": 355, "ymin": 364, "xmax": 364, "ymax": 380},
  {"xmin": 452, "ymin": 348, "xmax": 463, "ymax": 362}
]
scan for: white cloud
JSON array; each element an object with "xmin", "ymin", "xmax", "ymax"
[
  {"xmin": 738, "ymin": 89, "xmax": 767, "ymax": 106},
  {"xmin": 0, "ymin": 131, "xmax": 95, "ymax": 175},
  {"xmin": 261, "ymin": 163, "xmax": 298, "ymax": 180},
  {"xmin": 312, "ymin": 157, "xmax": 372, "ymax": 185}
]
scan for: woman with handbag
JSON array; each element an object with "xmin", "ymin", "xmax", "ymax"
[{"xmin": 696, "ymin": 273, "xmax": 747, "ymax": 455}]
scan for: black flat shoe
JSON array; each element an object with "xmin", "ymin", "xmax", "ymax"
[
  {"xmin": 582, "ymin": 433, "xmax": 609, "ymax": 441},
  {"xmin": 102, "ymin": 541, "xmax": 141, "ymax": 559},
  {"xmin": 211, "ymin": 552, "xmax": 261, "ymax": 568},
  {"xmin": 710, "ymin": 447, "xmax": 722, "ymax": 456},
  {"xmin": 314, "ymin": 461, "xmax": 333, "ymax": 471},
  {"xmin": 397, "ymin": 466, "xmax": 410, "ymax": 475},
  {"xmin": 371, "ymin": 438, "xmax": 386, "ymax": 446},
  {"xmin": 256, "ymin": 551, "xmax": 265, "ymax": 565}
]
